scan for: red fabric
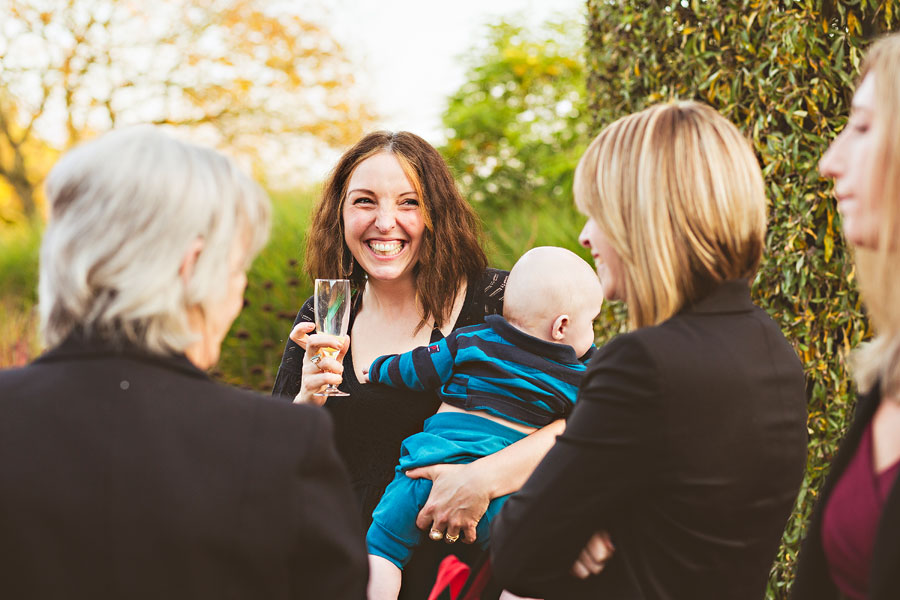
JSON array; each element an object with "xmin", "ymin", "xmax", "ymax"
[
  {"xmin": 460, "ymin": 557, "xmax": 494, "ymax": 600},
  {"xmin": 822, "ymin": 422, "xmax": 900, "ymax": 600},
  {"xmin": 428, "ymin": 556, "xmax": 471, "ymax": 600}
]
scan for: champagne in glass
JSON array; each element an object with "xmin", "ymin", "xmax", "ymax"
[{"xmin": 313, "ymin": 279, "xmax": 351, "ymax": 397}]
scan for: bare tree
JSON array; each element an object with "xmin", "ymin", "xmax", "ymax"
[{"xmin": 0, "ymin": 0, "xmax": 374, "ymax": 221}]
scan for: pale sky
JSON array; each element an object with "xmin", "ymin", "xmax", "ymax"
[{"xmin": 309, "ymin": 0, "xmax": 587, "ymax": 180}]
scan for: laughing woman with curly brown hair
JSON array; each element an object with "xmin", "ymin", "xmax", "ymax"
[{"xmin": 273, "ymin": 131, "xmax": 565, "ymax": 598}]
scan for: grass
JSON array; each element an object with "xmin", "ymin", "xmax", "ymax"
[
  {"xmin": 215, "ymin": 187, "xmax": 319, "ymax": 391},
  {"xmin": 0, "ymin": 299, "xmax": 39, "ymax": 368},
  {"xmin": 478, "ymin": 200, "xmax": 589, "ymax": 270},
  {"xmin": 0, "ymin": 223, "xmax": 41, "ymax": 368},
  {"xmin": 0, "ymin": 222, "xmax": 41, "ymax": 304}
]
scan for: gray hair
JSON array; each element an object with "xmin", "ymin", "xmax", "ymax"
[{"xmin": 39, "ymin": 126, "xmax": 271, "ymax": 354}]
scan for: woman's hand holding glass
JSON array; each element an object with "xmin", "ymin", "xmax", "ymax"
[{"xmin": 289, "ymin": 321, "xmax": 351, "ymax": 406}]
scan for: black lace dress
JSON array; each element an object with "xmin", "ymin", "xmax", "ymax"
[{"xmin": 272, "ymin": 268, "xmax": 508, "ymax": 597}]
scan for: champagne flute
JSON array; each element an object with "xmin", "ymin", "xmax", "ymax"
[{"xmin": 313, "ymin": 278, "xmax": 351, "ymax": 397}]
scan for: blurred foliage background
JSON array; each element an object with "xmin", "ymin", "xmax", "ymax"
[
  {"xmin": 440, "ymin": 20, "xmax": 593, "ymax": 267},
  {"xmin": 1, "ymin": 2, "xmax": 897, "ymax": 596}
]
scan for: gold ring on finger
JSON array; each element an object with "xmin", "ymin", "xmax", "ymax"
[{"xmin": 444, "ymin": 532, "xmax": 459, "ymax": 543}]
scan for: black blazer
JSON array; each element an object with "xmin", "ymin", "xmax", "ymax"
[
  {"xmin": 792, "ymin": 382, "xmax": 900, "ymax": 600},
  {"xmin": 491, "ymin": 280, "xmax": 808, "ymax": 600},
  {"xmin": 0, "ymin": 335, "xmax": 368, "ymax": 600}
]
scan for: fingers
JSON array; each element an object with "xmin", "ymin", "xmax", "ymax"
[
  {"xmin": 589, "ymin": 531, "xmax": 614, "ymax": 562},
  {"xmin": 443, "ymin": 516, "xmax": 462, "ymax": 544},
  {"xmin": 404, "ymin": 466, "xmax": 434, "ymax": 481},
  {"xmin": 444, "ymin": 532, "xmax": 460, "ymax": 544},
  {"xmin": 570, "ymin": 531, "xmax": 615, "ymax": 579},
  {"xmin": 412, "ymin": 463, "xmax": 485, "ymax": 545},
  {"xmin": 571, "ymin": 558, "xmax": 592, "ymax": 579},
  {"xmin": 304, "ymin": 354, "xmax": 343, "ymax": 377},
  {"xmin": 303, "ymin": 333, "xmax": 347, "ymax": 377},
  {"xmin": 305, "ymin": 333, "xmax": 347, "ymax": 358},
  {"xmin": 336, "ymin": 335, "xmax": 350, "ymax": 360},
  {"xmin": 462, "ymin": 519, "xmax": 478, "ymax": 544},
  {"xmin": 293, "ymin": 333, "xmax": 347, "ymax": 405},
  {"xmin": 415, "ymin": 500, "xmax": 435, "ymax": 532},
  {"xmin": 430, "ymin": 517, "xmax": 474, "ymax": 544},
  {"xmin": 447, "ymin": 511, "xmax": 479, "ymax": 544},
  {"xmin": 422, "ymin": 517, "xmax": 461, "ymax": 545},
  {"xmin": 293, "ymin": 366, "xmax": 342, "ymax": 407},
  {"xmin": 289, "ymin": 322, "xmax": 316, "ymax": 348},
  {"xmin": 294, "ymin": 391, "xmax": 327, "ymax": 407},
  {"xmin": 417, "ymin": 507, "xmax": 477, "ymax": 545},
  {"xmin": 300, "ymin": 368, "xmax": 344, "ymax": 390}
]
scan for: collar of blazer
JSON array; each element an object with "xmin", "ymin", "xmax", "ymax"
[
  {"xmin": 34, "ymin": 331, "xmax": 209, "ymax": 380},
  {"xmin": 683, "ymin": 278, "xmax": 755, "ymax": 315}
]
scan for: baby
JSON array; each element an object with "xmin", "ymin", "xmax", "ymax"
[{"xmin": 364, "ymin": 246, "xmax": 604, "ymax": 599}]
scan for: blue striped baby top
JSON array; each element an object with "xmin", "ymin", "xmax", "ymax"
[{"xmin": 368, "ymin": 314, "xmax": 595, "ymax": 427}]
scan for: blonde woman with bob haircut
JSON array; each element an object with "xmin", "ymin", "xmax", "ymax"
[
  {"xmin": 492, "ymin": 102, "xmax": 808, "ymax": 600},
  {"xmin": 793, "ymin": 33, "xmax": 900, "ymax": 600},
  {"xmin": 0, "ymin": 126, "xmax": 367, "ymax": 599}
]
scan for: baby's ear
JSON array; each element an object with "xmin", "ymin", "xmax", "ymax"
[
  {"xmin": 551, "ymin": 314, "xmax": 569, "ymax": 341},
  {"xmin": 362, "ymin": 368, "xmax": 370, "ymax": 383}
]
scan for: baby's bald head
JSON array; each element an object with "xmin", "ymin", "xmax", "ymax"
[{"xmin": 504, "ymin": 247, "xmax": 603, "ymax": 348}]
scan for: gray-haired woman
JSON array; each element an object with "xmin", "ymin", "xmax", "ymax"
[{"xmin": 0, "ymin": 127, "xmax": 368, "ymax": 599}]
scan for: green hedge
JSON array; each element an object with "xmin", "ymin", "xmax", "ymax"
[
  {"xmin": 584, "ymin": 0, "xmax": 896, "ymax": 596},
  {"xmin": 215, "ymin": 188, "xmax": 318, "ymax": 392}
]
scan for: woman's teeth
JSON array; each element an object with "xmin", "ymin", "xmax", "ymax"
[{"xmin": 368, "ymin": 241, "xmax": 403, "ymax": 256}]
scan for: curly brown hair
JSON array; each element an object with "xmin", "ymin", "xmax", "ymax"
[{"xmin": 305, "ymin": 131, "xmax": 487, "ymax": 331}]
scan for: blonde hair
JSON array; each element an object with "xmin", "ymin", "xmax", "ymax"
[
  {"xmin": 574, "ymin": 101, "xmax": 766, "ymax": 329},
  {"xmin": 849, "ymin": 33, "xmax": 900, "ymax": 395},
  {"xmin": 40, "ymin": 126, "xmax": 271, "ymax": 354}
]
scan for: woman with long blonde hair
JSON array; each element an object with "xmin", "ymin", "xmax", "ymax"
[
  {"xmin": 491, "ymin": 102, "xmax": 808, "ymax": 599},
  {"xmin": 792, "ymin": 33, "xmax": 900, "ymax": 600}
]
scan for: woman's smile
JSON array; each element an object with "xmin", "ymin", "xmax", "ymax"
[
  {"xmin": 367, "ymin": 239, "xmax": 406, "ymax": 257},
  {"xmin": 342, "ymin": 151, "xmax": 426, "ymax": 283}
]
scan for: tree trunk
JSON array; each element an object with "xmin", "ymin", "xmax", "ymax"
[{"xmin": 11, "ymin": 175, "xmax": 36, "ymax": 221}]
